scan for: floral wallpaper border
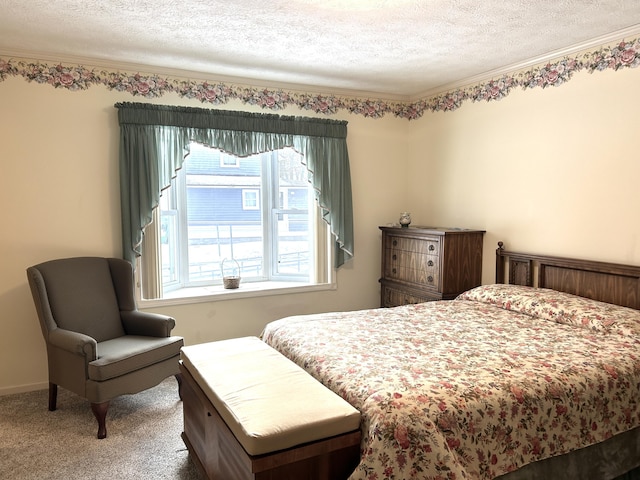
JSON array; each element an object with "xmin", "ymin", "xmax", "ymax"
[{"xmin": 0, "ymin": 37, "xmax": 639, "ymax": 120}]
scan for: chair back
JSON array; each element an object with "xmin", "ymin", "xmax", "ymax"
[{"xmin": 27, "ymin": 257, "xmax": 126, "ymax": 342}]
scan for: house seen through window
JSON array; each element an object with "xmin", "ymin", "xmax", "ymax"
[{"xmin": 156, "ymin": 143, "xmax": 329, "ymax": 298}]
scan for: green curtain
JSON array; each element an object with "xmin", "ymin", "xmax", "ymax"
[{"xmin": 116, "ymin": 102, "xmax": 354, "ymax": 268}]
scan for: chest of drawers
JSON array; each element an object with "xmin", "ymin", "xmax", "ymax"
[{"xmin": 379, "ymin": 226, "xmax": 485, "ymax": 307}]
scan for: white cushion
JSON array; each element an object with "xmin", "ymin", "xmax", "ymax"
[{"xmin": 180, "ymin": 336, "xmax": 361, "ymax": 456}]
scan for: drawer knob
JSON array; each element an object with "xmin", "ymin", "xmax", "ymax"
[
  {"xmin": 427, "ymin": 275, "xmax": 434, "ymax": 283},
  {"xmin": 427, "ymin": 260, "xmax": 434, "ymax": 267},
  {"xmin": 429, "ymin": 245, "xmax": 435, "ymax": 251},
  {"xmin": 392, "ymin": 254, "xmax": 397, "ymax": 260},
  {"xmin": 393, "ymin": 240, "xmax": 398, "ymax": 246},
  {"xmin": 392, "ymin": 268, "xmax": 397, "ymax": 274}
]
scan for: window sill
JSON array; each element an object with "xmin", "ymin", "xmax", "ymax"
[{"xmin": 139, "ymin": 280, "xmax": 337, "ymax": 308}]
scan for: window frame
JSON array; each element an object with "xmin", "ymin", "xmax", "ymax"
[
  {"xmin": 242, "ymin": 189, "xmax": 260, "ymax": 210},
  {"xmin": 136, "ymin": 147, "xmax": 335, "ymax": 307}
]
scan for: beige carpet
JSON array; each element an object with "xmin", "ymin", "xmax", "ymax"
[{"xmin": 0, "ymin": 378, "xmax": 202, "ymax": 480}]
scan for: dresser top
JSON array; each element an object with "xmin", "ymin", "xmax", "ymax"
[{"xmin": 379, "ymin": 225, "xmax": 485, "ymax": 235}]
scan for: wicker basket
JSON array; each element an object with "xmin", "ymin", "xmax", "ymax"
[
  {"xmin": 223, "ymin": 276, "xmax": 240, "ymax": 289},
  {"xmin": 222, "ymin": 258, "xmax": 241, "ymax": 289}
]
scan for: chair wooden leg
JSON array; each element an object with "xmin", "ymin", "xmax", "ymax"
[
  {"xmin": 90, "ymin": 401, "xmax": 110, "ymax": 439},
  {"xmin": 175, "ymin": 373, "xmax": 183, "ymax": 401},
  {"xmin": 48, "ymin": 383, "xmax": 57, "ymax": 411}
]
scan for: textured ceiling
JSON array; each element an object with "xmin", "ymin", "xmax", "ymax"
[{"xmin": 1, "ymin": 0, "xmax": 640, "ymax": 98}]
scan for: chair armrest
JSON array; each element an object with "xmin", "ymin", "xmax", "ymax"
[
  {"xmin": 48, "ymin": 328, "xmax": 97, "ymax": 360},
  {"xmin": 121, "ymin": 310, "xmax": 176, "ymax": 337}
]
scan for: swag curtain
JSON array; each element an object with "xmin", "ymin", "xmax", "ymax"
[{"xmin": 116, "ymin": 102, "xmax": 354, "ymax": 268}]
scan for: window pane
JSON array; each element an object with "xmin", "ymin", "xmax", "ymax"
[
  {"xmin": 159, "ymin": 194, "xmax": 179, "ymax": 285},
  {"xmin": 275, "ymin": 150, "xmax": 311, "ymax": 277},
  {"xmin": 160, "ymin": 213, "xmax": 179, "ymax": 284},
  {"xmin": 275, "ymin": 211, "xmax": 310, "ymax": 275},
  {"xmin": 185, "ymin": 144, "xmax": 264, "ymax": 284}
]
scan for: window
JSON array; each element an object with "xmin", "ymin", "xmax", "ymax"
[
  {"xmin": 220, "ymin": 153, "xmax": 239, "ymax": 168},
  {"xmin": 117, "ymin": 102, "xmax": 353, "ymax": 305},
  {"xmin": 242, "ymin": 189, "xmax": 259, "ymax": 210},
  {"xmin": 151, "ymin": 143, "xmax": 331, "ymax": 300}
]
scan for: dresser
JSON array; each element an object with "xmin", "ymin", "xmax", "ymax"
[{"xmin": 379, "ymin": 226, "xmax": 485, "ymax": 307}]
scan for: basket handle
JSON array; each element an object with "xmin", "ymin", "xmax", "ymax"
[{"xmin": 221, "ymin": 258, "xmax": 241, "ymax": 277}]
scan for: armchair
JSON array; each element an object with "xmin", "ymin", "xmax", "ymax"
[{"xmin": 26, "ymin": 256, "xmax": 184, "ymax": 439}]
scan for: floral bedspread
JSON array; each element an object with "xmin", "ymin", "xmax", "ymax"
[{"xmin": 261, "ymin": 284, "xmax": 640, "ymax": 480}]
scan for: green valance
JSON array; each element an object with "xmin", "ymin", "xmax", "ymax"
[{"xmin": 116, "ymin": 102, "xmax": 354, "ymax": 268}]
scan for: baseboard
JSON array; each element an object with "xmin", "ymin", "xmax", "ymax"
[{"xmin": 0, "ymin": 381, "xmax": 48, "ymax": 396}]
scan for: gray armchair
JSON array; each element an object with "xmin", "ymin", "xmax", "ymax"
[{"xmin": 26, "ymin": 256, "xmax": 184, "ymax": 439}]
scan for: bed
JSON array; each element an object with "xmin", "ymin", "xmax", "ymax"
[{"xmin": 261, "ymin": 242, "xmax": 640, "ymax": 480}]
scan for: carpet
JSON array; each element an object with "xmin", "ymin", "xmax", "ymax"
[{"xmin": 0, "ymin": 378, "xmax": 202, "ymax": 480}]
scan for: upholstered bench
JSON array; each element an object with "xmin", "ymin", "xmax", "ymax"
[{"xmin": 179, "ymin": 336, "xmax": 362, "ymax": 480}]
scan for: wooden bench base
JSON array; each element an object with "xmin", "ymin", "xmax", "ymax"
[{"xmin": 180, "ymin": 362, "xmax": 361, "ymax": 480}]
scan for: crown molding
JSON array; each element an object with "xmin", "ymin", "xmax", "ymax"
[
  {"xmin": 0, "ymin": 47, "xmax": 410, "ymax": 102},
  {"xmin": 2, "ymin": 26, "xmax": 639, "ymax": 119},
  {"xmin": 2, "ymin": 24, "xmax": 640, "ymax": 104},
  {"xmin": 410, "ymin": 24, "xmax": 640, "ymax": 101}
]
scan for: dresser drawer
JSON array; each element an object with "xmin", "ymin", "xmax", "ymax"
[
  {"xmin": 387, "ymin": 235, "xmax": 439, "ymax": 256},
  {"xmin": 383, "ymin": 253, "xmax": 440, "ymax": 287},
  {"xmin": 382, "ymin": 285, "xmax": 432, "ymax": 307}
]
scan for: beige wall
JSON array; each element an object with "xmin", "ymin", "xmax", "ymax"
[
  {"xmin": 1, "ymin": 62, "xmax": 638, "ymax": 393},
  {"xmin": 0, "ymin": 76, "xmax": 409, "ymax": 393},
  {"xmin": 407, "ymin": 66, "xmax": 640, "ymax": 284}
]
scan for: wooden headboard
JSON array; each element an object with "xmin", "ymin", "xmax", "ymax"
[{"xmin": 495, "ymin": 241, "xmax": 640, "ymax": 310}]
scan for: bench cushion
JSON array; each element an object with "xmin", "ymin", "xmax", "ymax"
[{"xmin": 180, "ymin": 336, "xmax": 361, "ymax": 456}]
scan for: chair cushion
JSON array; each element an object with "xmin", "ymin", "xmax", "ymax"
[
  {"xmin": 89, "ymin": 335, "xmax": 184, "ymax": 381},
  {"xmin": 36, "ymin": 257, "xmax": 125, "ymax": 342}
]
